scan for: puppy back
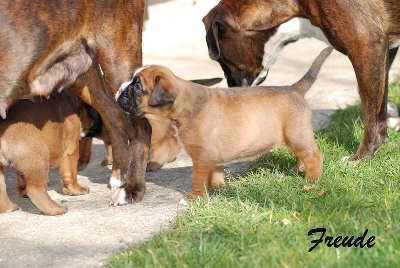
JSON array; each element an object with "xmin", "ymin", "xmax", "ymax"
[{"xmin": 1, "ymin": 89, "xmax": 80, "ymax": 129}]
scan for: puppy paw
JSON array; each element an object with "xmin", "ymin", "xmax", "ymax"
[
  {"xmin": 109, "ymin": 183, "xmax": 146, "ymax": 206},
  {"xmin": 178, "ymin": 198, "xmax": 190, "ymax": 207},
  {"xmin": 101, "ymin": 157, "xmax": 113, "ymax": 166},
  {"xmin": 46, "ymin": 205, "xmax": 68, "ymax": 216},
  {"xmin": 63, "ymin": 185, "xmax": 90, "ymax": 196},
  {"xmin": 109, "ymin": 176, "xmax": 122, "ymax": 191},
  {"xmin": 146, "ymin": 161, "xmax": 163, "ymax": 172},
  {"xmin": 18, "ymin": 187, "xmax": 28, "ymax": 198},
  {"xmin": 341, "ymin": 156, "xmax": 360, "ymax": 166},
  {"xmin": 0, "ymin": 202, "xmax": 20, "ymax": 213}
]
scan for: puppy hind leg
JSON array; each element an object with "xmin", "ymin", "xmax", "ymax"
[
  {"xmin": 186, "ymin": 160, "xmax": 216, "ymax": 199},
  {"xmin": 61, "ymin": 147, "xmax": 89, "ymax": 195},
  {"xmin": 295, "ymin": 158, "xmax": 305, "ymax": 174},
  {"xmin": 25, "ymin": 181, "xmax": 68, "ymax": 216},
  {"xmin": 211, "ymin": 165, "xmax": 225, "ymax": 189},
  {"xmin": 17, "ymin": 172, "xmax": 28, "ymax": 197},
  {"xmin": 22, "ymin": 168, "xmax": 67, "ymax": 215},
  {"xmin": 299, "ymin": 150, "xmax": 323, "ymax": 182},
  {"xmin": 0, "ymin": 166, "xmax": 19, "ymax": 213},
  {"xmin": 287, "ymin": 133, "xmax": 323, "ymax": 182}
]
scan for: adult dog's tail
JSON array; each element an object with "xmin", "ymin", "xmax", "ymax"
[{"xmin": 292, "ymin": 46, "xmax": 333, "ymax": 96}]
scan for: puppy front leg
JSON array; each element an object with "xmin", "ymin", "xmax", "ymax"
[
  {"xmin": 0, "ymin": 166, "xmax": 19, "ymax": 213},
  {"xmin": 101, "ymin": 137, "xmax": 113, "ymax": 166},
  {"xmin": 60, "ymin": 147, "xmax": 90, "ymax": 195},
  {"xmin": 78, "ymin": 137, "xmax": 92, "ymax": 171},
  {"xmin": 186, "ymin": 160, "xmax": 215, "ymax": 199}
]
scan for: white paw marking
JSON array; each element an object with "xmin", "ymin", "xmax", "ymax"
[
  {"xmin": 109, "ymin": 176, "xmax": 122, "ymax": 191},
  {"xmin": 109, "ymin": 188, "xmax": 128, "ymax": 206},
  {"xmin": 341, "ymin": 156, "xmax": 350, "ymax": 163}
]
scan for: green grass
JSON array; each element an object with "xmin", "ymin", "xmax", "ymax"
[{"xmin": 108, "ymin": 82, "xmax": 400, "ymax": 268}]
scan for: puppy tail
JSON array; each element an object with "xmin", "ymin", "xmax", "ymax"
[{"xmin": 292, "ymin": 46, "xmax": 333, "ymax": 96}]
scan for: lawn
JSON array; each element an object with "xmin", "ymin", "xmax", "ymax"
[{"xmin": 108, "ymin": 81, "xmax": 400, "ymax": 268}]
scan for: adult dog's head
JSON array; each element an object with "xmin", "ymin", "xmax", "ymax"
[
  {"xmin": 203, "ymin": 0, "xmax": 293, "ymax": 87},
  {"xmin": 115, "ymin": 65, "xmax": 178, "ymax": 119}
]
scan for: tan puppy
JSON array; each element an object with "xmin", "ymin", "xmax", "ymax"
[
  {"xmin": 116, "ymin": 47, "xmax": 332, "ymax": 199},
  {"xmin": 0, "ymin": 89, "xmax": 89, "ymax": 215},
  {"xmin": 77, "ymin": 103, "xmax": 180, "ymax": 173},
  {"xmin": 77, "ymin": 104, "xmax": 113, "ymax": 171},
  {"xmin": 146, "ymin": 119, "xmax": 180, "ymax": 171}
]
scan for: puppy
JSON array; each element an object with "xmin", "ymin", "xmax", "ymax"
[
  {"xmin": 77, "ymin": 103, "xmax": 180, "ymax": 172},
  {"xmin": 77, "ymin": 104, "xmax": 113, "ymax": 170},
  {"xmin": 116, "ymin": 47, "xmax": 332, "ymax": 199},
  {"xmin": 0, "ymin": 89, "xmax": 89, "ymax": 215}
]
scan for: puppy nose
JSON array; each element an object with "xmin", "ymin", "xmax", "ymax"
[{"xmin": 116, "ymin": 79, "xmax": 133, "ymax": 101}]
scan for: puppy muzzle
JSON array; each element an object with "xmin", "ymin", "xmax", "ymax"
[{"xmin": 115, "ymin": 77, "xmax": 144, "ymax": 117}]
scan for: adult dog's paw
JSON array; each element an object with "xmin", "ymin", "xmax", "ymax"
[
  {"xmin": 109, "ymin": 183, "xmax": 146, "ymax": 206},
  {"xmin": 109, "ymin": 188, "xmax": 128, "ymax": 206}
]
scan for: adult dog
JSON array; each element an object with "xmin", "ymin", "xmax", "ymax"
[
  {"xmin": 0, "ymin": 89, "xmax": 89, "ymax": 215},
  {"xmin": 0, "ymin": 0, "xmax": 150, "ymax": 205},
  {"xmin": 203, "ymin": 0, "xmax": 400, "ymax": 161},
  {"xmin": 115, "ymin": 47, "xmax": 332, "ymax": 199}
]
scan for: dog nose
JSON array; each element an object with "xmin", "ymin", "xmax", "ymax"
[{"xmin": 241, "ymin": 78, "xmax": 249, "ymax": 86}]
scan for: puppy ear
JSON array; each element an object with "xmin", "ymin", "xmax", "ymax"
[{"xmin": 148, "ymin": 76, "xmax": 175, "ymax": 107}]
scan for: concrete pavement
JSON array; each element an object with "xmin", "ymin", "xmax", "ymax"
[{"xmin": 1, "ymin": 0, "xmax": 399, "ymax": 267}]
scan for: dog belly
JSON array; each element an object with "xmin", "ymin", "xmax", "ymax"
[{"xmin": 213, "ymin": 115, "xmax": 285, "ymax": 163}]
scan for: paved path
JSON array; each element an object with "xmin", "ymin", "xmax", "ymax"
[{"xmin": 1, "ymin": 1, "xmax": 400, "ymax": 267}]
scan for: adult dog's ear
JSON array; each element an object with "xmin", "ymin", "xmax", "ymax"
[
  {"xmin": 203, "ymin": 11, "xmax": 228, "ymax": 61},
  {"xmin": 148, "ymin": 76, "xmax": 175, "ymax": 107}
]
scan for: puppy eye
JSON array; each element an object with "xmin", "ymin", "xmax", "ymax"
[
  {"xmin": 130, "ymin": 77, "xmax": 148, "ymax": 95},
  {"xmin": 134, "ymin": 83, "xmax": 142, "ymax": 92}
]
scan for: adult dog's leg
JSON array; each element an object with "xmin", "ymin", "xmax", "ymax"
[
  {"xmin": 110, "ymin": 118, "xmax": 151, "ymax": 205},
  {"xmin": 121, "ymin": 117, "xmax": 151, "ymax": 202},
  {"xmin": 72, "ymin": 67, "xmax": 150, "ymax": 201},
  {"xmin": 349, "ymin": 41, "xmax": 389, "ymax": 160}
]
